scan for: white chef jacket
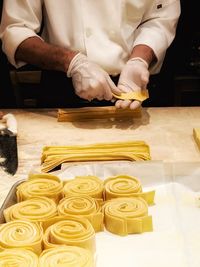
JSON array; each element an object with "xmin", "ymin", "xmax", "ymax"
[{"xmin": 0, "ymin": 0, "xmax": 180, "ymax": 74}]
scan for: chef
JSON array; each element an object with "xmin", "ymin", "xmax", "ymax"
[{"xmin": 0, "ymin": 0, "xmax": 180, "ymax": 109}]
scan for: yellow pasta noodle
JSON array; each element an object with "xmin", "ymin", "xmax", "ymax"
[
  {"xmin": 103, "ymin": 197, "xmax": 153, "ymax": 236},
  {"xmin": 104, "ymin": 175, "xmax": 155, "ymax": 205},
  {"xmin": 0, "ymin": 220, "xmax": 43, "ymax": 255},
  {"xmin": 193, "ymin": 128, "xmax": 200, "ymax": 151},
  {"xmin": 58, "ymin": 106, "xmax": 142, "ymax": 122},
  {"xmin": 63, "ymin": 176, "xmax": 104, "ymax": 200},
  {"xmin": 0, "ymin": 248, "xmax": 38, "ymax": 266},
  {"xmin": 41, "ymin": 141, "xmax": 151, "ymax": 172},
  {"xmin": 39, "ymin": 246, "xmax": 94, "ymax": 267},
  {"xmin": 16, "ymin": 173, "xmax": 63, "ymax": 203},
  {"xmin": 112, "ymin": 89, "xmax": 149, "ymax": 101},
  {"xmin": 58, "ymin": 196, "xmax": 104, "ymax": 232},
  {"xmin": 43, "ymin": 216, "xmax": 96, "ymax": 253},
  {"xmin": 3, "ymin": 197, "xmax": 57, "ymax": 226}
]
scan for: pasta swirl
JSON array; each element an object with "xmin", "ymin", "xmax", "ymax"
[
  {"xmin": 39, "ymin": 246, "xmax": 94, "ymax": 267},
  {"xmin": 58, "ymin": 196, "xmax": 103, "ymax": 232},
  {"xmin": 104, "ymin": 175, "xmax": 155, "ymax": 205},
  {"xmin": 0, "ymin": 248, "xmax": 38, "ymax": 267},
  {"xmin": 0, "ymin": 220, "xmax": 43, "ymax": 254},
  {"xmin": 103, "ymin": 197, "xmax": 153, "ymax": 236},
  {"xmin": 43, "ymin": 216, "xmax": 96, "ymax": 253}
]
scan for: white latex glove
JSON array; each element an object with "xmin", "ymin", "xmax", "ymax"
[
  {"xmin": 115, "ymin": 57, "xmax": 149, "ymax": 110},
  {"xmin": 67, "ymin": 53, "xmax": 120, "ymax": 101}
]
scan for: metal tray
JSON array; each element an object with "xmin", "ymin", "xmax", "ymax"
[{"xmin": 0, "ymin": 179, "xmax": 25, "ymax": 223}]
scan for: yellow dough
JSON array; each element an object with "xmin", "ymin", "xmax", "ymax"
[
  {"xmin": 193, "ymin": 128, "xmax": 200, "ymax": 151},
  {"xmin": 3, "ymin": 197, "xmax": 57, "ymax": 227},
  {"xmin": 43, "ymin": 216, "xmax": 96, "ymax": 253},
  {"xmin": 63, "ymin": 176, "xmax": 104, "ymax": 200},
  {"xmin": 104, "ymin": 175, "xmax": 155, "ymax": 205},
  {"xmin": 103, "ymin": 197, "xmax": 153, "ymax": 236},
  {"xmin": 39, "ymin": 246, "xmax": 95, "ymax": 267},
  {"xmin": 0, "ymin": 248, "xmax": 38, "ymax": 267},
  {"xmin": 0, "ymin": 220, "xmax": 43, "ymax": 255},
  {"xmin": 16, "ymin": 173, "xmax": 63, "ymax": 203},
  {"xmin": 58, "ymin": 195, "xmax": 104, "ymax": 232},
  {"xmin": 112, "ymin": 89, "xmax": 149, "ymax": 101},
  {"xmin": 41, "ymin": 141, "xmax": 151, "ymax": 172},
  {"xmin": 57, "ymin": 106, "xmax": 142, "ymax": 122}
]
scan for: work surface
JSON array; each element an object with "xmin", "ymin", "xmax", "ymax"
[
  {"xmin": 0, "ymin": 106, "xmax": 200, "ymax": 205},
  {"xmin": 0, "ymin": 107, "xmax": 200, "ymax": 267}
]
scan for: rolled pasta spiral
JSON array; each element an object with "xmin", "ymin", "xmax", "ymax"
[
  {"xmin": 103, "ymin": 197, "xmax": 153, "ymax": 236},
  {"xmin": 58, "ymin": 196, "xmax": 103, "ymax": 232},
  {"xmin": 63, "ymin": 176, "xmax": 103, "ymax": 199},
  {"xmin": 43, "ymin": 216, "xmax": 96, "ymax": 253},
  {"xmin": 39, "ymin": 246, "xmax": 94, "ymax": 267},
  {"xmin": 16, "ymin": 173, "xmax": 63, "ymax": 203},
  {"xmin": 4, "ymin": 197, "xmax": 57, "ymax": 226},
  {"xmin": 104, "ymin": 175, "xmax": 155, "ymax": 205},
  {"xmin": 0, "ymin": 220, "xmax": 43, "ymax": 254},
  {"xmin": 0, "ymin": 248, "xmax": 38, "ymax": 266}
]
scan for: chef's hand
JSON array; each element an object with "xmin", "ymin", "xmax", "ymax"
[
  {"xmin": 67, "ymin": 53, "xmax": 121, "ymax": 101},
  {"xmin": 115, "ymin": 57, "xmax": 149, "ymax": 110}
]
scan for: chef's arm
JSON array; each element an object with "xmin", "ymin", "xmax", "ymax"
[
  {"xmin": 15, "ymin": 36, "xmax": 77, "ymax": 72},
  {"xmin": 133, "ymin": 0, "xmax": 181, "ymax": 73},
  {"xmin": 129, "ymin": 44, "xmax": 156, "ymax": 67}
]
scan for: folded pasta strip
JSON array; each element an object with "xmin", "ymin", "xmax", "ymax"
[
  {"xmin": 41, "ymin": 141, "xmax": 151, "ymax": 172},
  {"xmin": 112, "ymin": 89, "xmax": 149, "ymax": 101},
  {"xmin": 58, "ymin": 106, "xmax": 142, "ymax": 122}
]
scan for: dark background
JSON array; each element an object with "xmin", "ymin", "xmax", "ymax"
[{"xmin": 0, "ymin": 0, "xmax": 199, "ymax": 108}]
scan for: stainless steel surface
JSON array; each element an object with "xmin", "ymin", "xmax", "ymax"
[{"xmin": 0, "ymin": 179, "xmax": 25, "ymax": 223}]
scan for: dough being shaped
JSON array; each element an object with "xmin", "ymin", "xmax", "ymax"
[{"xmin": 113, "ymin": 89, "xmax": 149, "ymax": 101}]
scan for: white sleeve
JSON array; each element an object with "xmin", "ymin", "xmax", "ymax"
[
  {"xmin": 133, "ymin": 0, "xmax": 181, "ymax": 74},
  {"xmin": 0, "ymin": 0, "xmax": 43, "ymax": 68}
]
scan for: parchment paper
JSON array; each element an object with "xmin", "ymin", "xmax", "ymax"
[{"xmin": 50, "ymin": 161, "xmax": 200, "ymax": 267}]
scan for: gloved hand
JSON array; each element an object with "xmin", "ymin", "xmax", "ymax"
[
  {"xmin": 67, "ymin": 53, "xmax": 120, "ymax": 101},
  {"xmin": 115, "ymin": 57, "xmax": 149, "ymax": 110}
]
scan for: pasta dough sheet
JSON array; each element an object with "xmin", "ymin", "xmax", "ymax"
[
  {"xmin": 58, "ymin": 106, "xmax": 142, "ymax": 122},
  {"xmin": 112, "ymin": 89, "xmax": 149, "ymax": 101},
  {"xmin": 41, "ymin": 141, "xmax": 151, "ymax": 173}
]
